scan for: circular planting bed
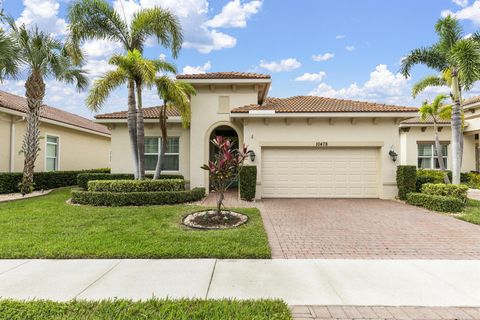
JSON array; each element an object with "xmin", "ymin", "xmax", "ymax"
[{"xmin": 183, "ymin": 210, "xmax": 248, "ymax": 230}]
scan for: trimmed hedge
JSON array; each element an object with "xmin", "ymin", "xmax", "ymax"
[
  {"xmin": 239, "ymin": 166, "xmax": 257, "ymax": 201},
  {"xmin": 421, "ymin": 183, "xmax": 469, "ymax": 204},
  {"xmin": 396, "ymin": 165, "xmax": 417, "ymax": 200},
  {"xmin": 406, "ymin": 192, "xmax": 465, "ymax": 213},
  {"xmin": 0, "ymin": 169, "xmax": 110, "ymax": 194},
  {"xmin": 415, "ymin": 175, "xmax": 436, "ymax": 192},
  {"xmin": 71, "ymin": 188, "xmax": 205, "ymax": 206},
  {"xmin": 417, "ymin": 169, "xmax": 452, "ymax": 183},
  {"xmin": 88, "ymin": 179, "xmax": 185, "ymax": 192},
  {"xmin": 77, "ymin": 173, "xmax": 184, "ymax": 190}
]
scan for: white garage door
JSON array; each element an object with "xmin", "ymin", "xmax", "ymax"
[{"xmin": 262, "ymin": 147, "xmax": 379, "ymax": 198}]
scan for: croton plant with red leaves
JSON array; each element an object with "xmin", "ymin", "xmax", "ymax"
[{"xmin": 201, "ymin": 136, "xmax": 248, "ymax": 214}]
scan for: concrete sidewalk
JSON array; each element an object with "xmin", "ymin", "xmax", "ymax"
[{"xmin": 0, "ymin": 259, "xmax": 479, "ymax": 306}]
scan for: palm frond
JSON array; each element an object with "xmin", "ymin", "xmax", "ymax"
[
  {"xmin": 435, "ymin": 15, "xmax": 463, "ymax": 53},
  {"xmin": 411, "ymin": 75, "xmax": 448, "ymax": 98},
  {"xmin": 0, "ymin": 28, "xmax": 20, "ymax": 80},
  {"xmin": 86, "ymin": 69, "xmax": 127, "ymax": 111},
  {"xmin": 451, "ymin": 38, "xmax": 480, "ymax": 89},
  {"xmin": 130, "ymin": 7, "xmax": 183, "ymax": 57},
  {"xmin": 400, "ymin": 47, "xmax": 448, "ymax": 77}
]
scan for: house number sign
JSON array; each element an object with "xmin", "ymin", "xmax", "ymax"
[{"xmin": 316, "ymin": 142, "xmax": 328, "ymax": 147}]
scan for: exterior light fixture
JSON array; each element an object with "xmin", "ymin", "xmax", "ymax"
[
  {"xmin": 248, "ymin": 150, "xmax": 256, "ymax": 162},
  {"xmin": 389, "ymin": 149, "xmax": 398, "ymax": 162}
]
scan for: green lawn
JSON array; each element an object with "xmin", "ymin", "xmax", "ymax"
[
  {"xmin": 0, "ymin": 299, "xmax": 291, "ymax": 320},
  {"xmin": 458, "ymin": 199, "xmax": 480, "ymax": 225},
  {"xmin": 0, "ymin": 188, "xmax": 271, "ymax": 258}
]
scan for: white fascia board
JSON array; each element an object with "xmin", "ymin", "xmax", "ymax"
[
  {"xmin": 230, "ymin": 111, "xmax": 419, "ymax": 118},
  {"xmin": 399, "ymin": 122, "xmax": 461, "ymax": 128},
  {"xmin": 95, "ymin": 116, "xmax": 182, "ymax": 124},
  {"xmin": 0, "ymin": 106, "xmax": 110, "ymax": 137},
  {"xmin": 248, "ymin": 110, "xmax": 275, "ymax": 115},
  {"xmin": 181, "ymin": 78, "xmax": 271, "ymax": 85}
]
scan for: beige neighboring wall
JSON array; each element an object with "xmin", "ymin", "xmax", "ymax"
[
  {"xmin": 244, "ymin": 117, "xmax": 401, "ymax": 199},
  {"xmin": 1, "ymin": 111, "xmax": 111, "ymax": 172},
  {"xmin": 189, "ymin": 85, "xmax": 259, "ymax": 189},
  {"xmin": 110, "ymin": 123, "xmax": 190, "ymax": 180},
  {"xmin": 399, "ymin": 126, "xmax": 476, "ymax": 172}
]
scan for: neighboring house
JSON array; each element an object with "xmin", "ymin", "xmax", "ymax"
[
  {"xmin": 96, "ymin": 72, "xmax": 423, "ymax": 200},
  {"xmin": 0, "ymin": 91, "xmax": 111, "ymax": 173}
]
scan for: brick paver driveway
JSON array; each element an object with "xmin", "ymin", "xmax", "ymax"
[{"xmin": 259, "ymin": 198, "xmax": 480, "ymax": 259}]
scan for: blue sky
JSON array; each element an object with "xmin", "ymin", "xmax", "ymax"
[{"xmin": 2, "ymin": 0, "xmax": 480, "ymax": 118}]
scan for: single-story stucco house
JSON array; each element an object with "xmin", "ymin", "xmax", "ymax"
[
  {"xmin": 0, "ymin": 91, "xmax": 111, "ymax": 172},
  {"xmin": 95, "ymin": 72, "xmax": 480, "ymax": 199}
]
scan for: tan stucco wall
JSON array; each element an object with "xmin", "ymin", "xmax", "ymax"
[
  {"xmin": 244, "ymin": 117, "xmax": 401, "ymax": 199},
  {"xmin": 0, "ymin": 111, "xmax": 111, "ymax": 172},
  {"xmin": 189, "ymin": 85, "xmax": 258, "ymax": 189},
  {"xmin": 399, "ymin": 127, "xmax": 476, "ymax": 172},
  {"xmin": 110, "ymin": 123, "xmax": 190, "ymax": 180}
]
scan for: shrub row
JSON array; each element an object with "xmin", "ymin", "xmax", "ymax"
[
  {"xmin": 71, "ymin": 188, "xmax": 205, "ymax": 206},
  {"xmin": 239, "ymin": 166, "xmax": 257, "ymax": 201},
  {"xmin": 0, "ymin": 169, "xmax": 110, "ymax": 194},
  {"xmin": 406, "ymin": 193, "xmax": 464, "ymax": 213},
  {"xmin": 88, "ymin": 179, "xmax": 185, "ymax": 193},
  {"xmin": 421, "ymin": 183, "xmax": 468, "ymax": 204},
  {"xmin": 396, "ymin": 165, "xmax": 416, "ymax": 200},
  {"xmin": 77, "ymin": 173, "xmax": 184, "ymax": 190}
]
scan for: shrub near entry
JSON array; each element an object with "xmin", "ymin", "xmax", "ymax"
[
  {"xmin": 239, "ymin": 166, "xmax": 257, "ymax": 201},
  {"xmin": 87, "ymin": 179, "xmax": 185, "ymax": 192},
  {"xmin": 396, "ymin": 165, "xmax": 417, "ymax": 200},
  {"xmin": 406, "ymin": 192, "xmax": 464, "ymax": 213}
]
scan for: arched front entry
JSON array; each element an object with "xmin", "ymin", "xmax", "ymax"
[{"xmin": 207, "ymin": 124, "xmax": 240, "ymax": 191}]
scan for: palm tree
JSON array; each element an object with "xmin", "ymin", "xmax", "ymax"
[
  {"xmin": 3, "ymin": 18, "xmax": 87, "ymax": 194},
  {"xmin": 68, "ymin": 0, "xmax": 183, "ymax": 178},
  {"xmin": 418, "ymin": 94, "xmax": 452, "ymax": 184},
  {"xmin": 401, "ymin": 15, "xmax": 480, "ymax": 184},
  {"xmin": 87, "ymin": 50, "xmax": 175, "ymax": 178},
  {"xmin": 153, "ymin": 76, "xmax": 196, "ymax": 179}
]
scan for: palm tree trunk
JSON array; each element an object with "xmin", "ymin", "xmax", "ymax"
[
  {"xmin": 433, "ymin": 120, "xmax": 450, "ymax": 184},
  {"xmin": 154, "ymin": 104, "xmax": 168, "ymax": 179},
  {"xmin": 127, "ymin": 80, "xmax": 139, "ymax": 179},
  {"xmin": 135, "ymin": 81, "xmax": 145, "ymax": 180},
  {"xmin": 451, "ymin": 70, "xmax": 463, "ymax": 184},
  {"xmin": 20, "ymin": 71, "xmax": 45, "ymax": 195}
]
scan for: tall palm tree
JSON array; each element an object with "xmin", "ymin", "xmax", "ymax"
[
  {"xmin": 68, "ymin": 0, "xmax": 183, "ymax": 178},
  {"xmin": 418, "ymin": 94, "xmax": 452, "ymax": 183},
  {"xmin": 87, "ymin": 50, "xmax": 175, "ymax": 178},
  {"xmin": 401, "ymin": 15, "xmax": 480, "ymax": 184},
  {"xmin": 153, "ymin": 76, "xmax": 196, "ymax": 179},
  {"xmin": 3, "ymin": 18, "xmax": 87, "ymax": 194}
]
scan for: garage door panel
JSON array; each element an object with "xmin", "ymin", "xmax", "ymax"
[{"xmin": 262, "ymin": 147, "xmax": 379, "ymax": 198}]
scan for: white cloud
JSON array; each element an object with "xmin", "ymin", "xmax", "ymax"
[
  {"xmin": 345, "ymin": 45, "xmax": 355, "ymax": 51},
  {"xmin": 81, "ymin": 39, "xmax": 122, "ymax": 59},
  {"xmin": 452, "ymin": 0, "xmax": 469, "ymax": 7},
  {"xmin": 205, "ymin": 0, "xmax": 262, "ymax": 28},
  {"xmin": 295, "ymin": 72, "xmax": 326, "ymax": 82},
  {"xmin": 83, "ymin": 59, "xmax": 117, "ymax": 79},
  {"xmin": 16, "ymin": 0, "xmax": 67, "ymax": 35},
  {"xmin": 336, "ymin": 34, "xmax": 345, "ymax": 39},
  {"xmin": 259, "ymin": 58, "xmax": 301, "ymax": 72},
  {"xmin": 312, "ymin": 53, "xmax": 335, "ymax": 62},
  {"xmin": 182, "ymin": 61, "xmax": 211, "ymax": 74},
  {"xmin": 309, "ymin": 64, "xmax": 411, "ymax": 104},
  {"xmin": 159, "ymin": 53, "xmax": 167, "ymax": 61},
  {"xmin": 441, "ymin": 1, "xmax": 480, "ymax": 24}
]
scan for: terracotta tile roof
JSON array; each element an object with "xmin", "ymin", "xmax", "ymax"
[
  {"xmin": 401, "ymin": 115, "xmax": 450, "ymax": 125},
  {"xmin": 463, "ymin": 96, "xmax": 480, "ymax": 106},
  {"xmin": 95, "ymin": 106, "xmax": 180, "ymax": 119},
  {"xmin": 176, "ymin": 72, "xmax": 271, "ymax": 80},
  {"xmin": 231, "ymin": 96, "xmax": 418, "ymax": 113},
  {"xmin": 0, "ymin": 91, "xmax": 110, "ymax": 135}
]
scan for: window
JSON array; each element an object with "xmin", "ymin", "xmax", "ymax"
[
  {"xmin": 144, "ymin": 137, "xmax": 179, "ymax": 171},
  {"xmin": 45, "ymin": 135, "xmax": 59, "ymax": 171},
  {"xmin": 417, "ymin": 143, "xmax": 448, "ymax": 169}
]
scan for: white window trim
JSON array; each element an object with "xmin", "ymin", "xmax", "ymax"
[
  {"xmin": 45, "ymin": 133, "xmax": 60, "ymax": 171},
  {"xmin": 144, "ymin": 136, "xmax": 180, "ymax": 173},
  {"xmin": 417, "ymin": 142, "xmax": 448, "ymax": 170}
]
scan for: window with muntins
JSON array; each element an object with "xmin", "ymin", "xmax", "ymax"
[
  {"xmin": 417, "ymin": 143, "xmax": 448, "ymax": 169},
  {"xmin": 144, "ymin": 137, "xmax": 179, "ymax": 171},
  {"xmin": 46, "ymin": 136, "xmax": 59, "ymax": 171}
]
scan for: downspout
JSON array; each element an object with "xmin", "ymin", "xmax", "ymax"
[{"xmin": 9, "ymin": 118, "xmax": 15, "ymax": 172}]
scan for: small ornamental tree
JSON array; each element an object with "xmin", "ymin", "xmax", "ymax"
[{"xmin": 201, "ymin": 136, "xmax": 248, "ymax": 215}]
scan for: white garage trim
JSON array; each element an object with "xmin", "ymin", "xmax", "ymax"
[
  {"xmin": 261, "ymin": 147, "xmax": 380, "ymax": 198},
  {"xmin": 259, "ymin": 141, "xmax": 384, "ymax": 147}
]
